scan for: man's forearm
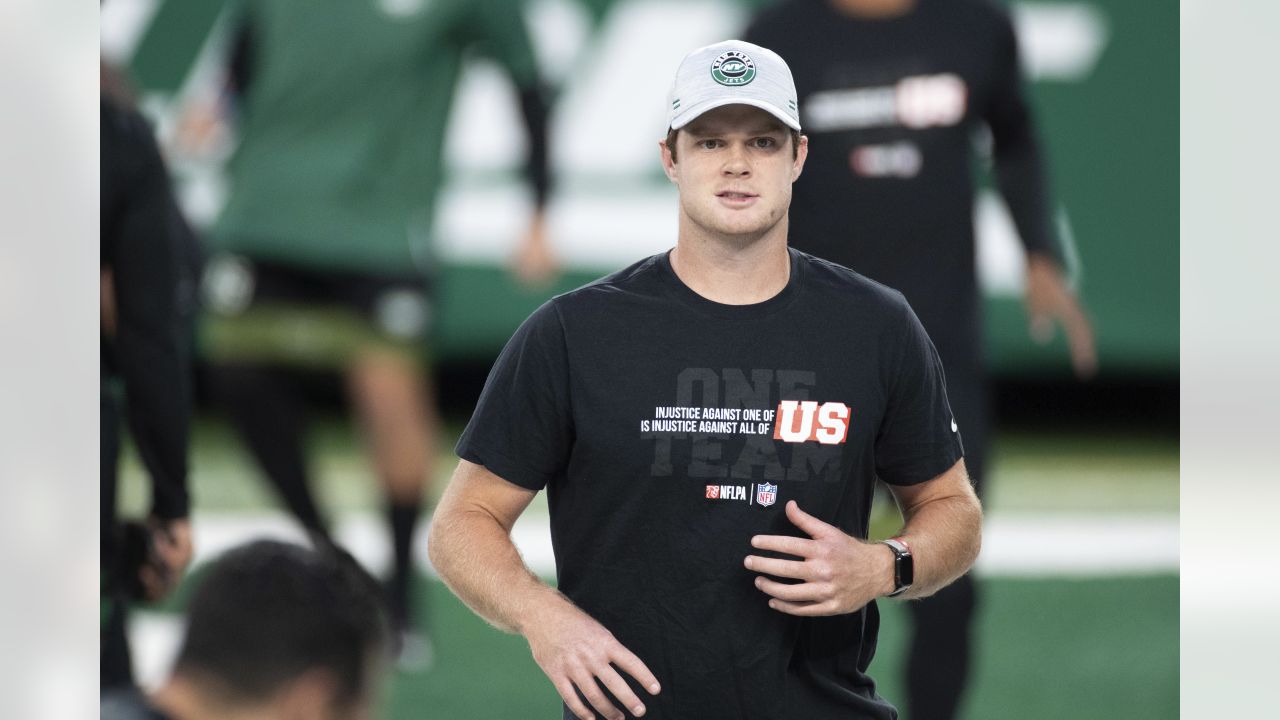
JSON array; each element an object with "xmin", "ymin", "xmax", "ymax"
[
  {"xmin": 892, "ymin": 493, "xmax": 982, "ymax": 600},
  {"xmin": 428, "ymin": 507, "xmax": 569, "ymax": 635},
  {"xmin": 995, "ymin": 140, "xmax": 1063, "ymax": 266}
]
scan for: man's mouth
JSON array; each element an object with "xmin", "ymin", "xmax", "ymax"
[{"xmin": 717, "ymin": 190, "xmax": 759, "ymax": 204}]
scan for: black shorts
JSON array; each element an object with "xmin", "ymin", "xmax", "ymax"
[{"xmin": 201, "ymin": 253, "xmax": 434, "ymax": 368}]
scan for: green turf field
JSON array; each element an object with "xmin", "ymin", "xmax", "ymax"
[
  {"xmin": 379, "ymin": 574, "xmax": 1178, "ymax": 719},
  {"xmin": 117, "ymin": 418, "xmax": 1178, "ymax": 719}
]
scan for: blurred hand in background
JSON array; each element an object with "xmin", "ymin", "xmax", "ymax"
[
  {"xmin": 1025, "ymin": 253, "xmax": 1097, "ymax": 379},
  {"xmin": 511, "ymin": 210, "xmax": 559, "ymax": 288},
  {"xmin": 138, "ymin": 518, "xmax": 193, "ymax": 603}
]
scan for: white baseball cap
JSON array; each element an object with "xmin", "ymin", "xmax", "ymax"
[{"xmin": 667, "ymin": 39, "xmax": 801, "ymax": 132}]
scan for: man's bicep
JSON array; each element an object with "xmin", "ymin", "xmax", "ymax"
[
  {"xmin": 887, "ymin": 458, "xmax": 975, "ymax": 516},
  {"xmin": 438, "ymin": 459, "xmax": 539, "ymax": 534}
]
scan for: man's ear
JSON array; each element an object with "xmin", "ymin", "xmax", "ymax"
[
  {"xmin": 659, "ymin": 138, "xmax": 679, "ymax": 185},
  {"xmin": 792, "ymin": 134, "xmax": 809, "ymax": 182}
]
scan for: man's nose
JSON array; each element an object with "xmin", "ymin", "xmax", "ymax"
[{"xmin": 722, "ymin": 145, "xmax": 751, "ymax": 176}]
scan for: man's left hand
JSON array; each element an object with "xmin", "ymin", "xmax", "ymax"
[
  {"xmin": 745, "ymin": 500, "xmax": 894, "ymax": 617},
  {"xmin": 1025, "ymin": 253, "xmax": 1097, "ymax": 379}
]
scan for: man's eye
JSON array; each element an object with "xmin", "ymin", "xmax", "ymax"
[
  {"xmin": 754, "ymin": 137, "xmax": 777, "ymax": 148},
  {"xmin": 699, "ymin": 139, "xmax": 721, "ymax": 149}
]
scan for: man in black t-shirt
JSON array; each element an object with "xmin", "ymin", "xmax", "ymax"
[
  {"xmin": 430, "ymin": 40, "xmax": 982, "ymax": 720},
  {"xmin": 745, "ymin": 2, "xmax": 1095, "ymax": 716}
]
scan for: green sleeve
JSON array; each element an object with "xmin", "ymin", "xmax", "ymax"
[{"xmin": 466, "ymin": 0, "xmax": 542, "ymax": 88}]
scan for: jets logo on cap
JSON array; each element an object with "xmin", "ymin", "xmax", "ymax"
[{"xmin": 711, "ymin": 51, "xmax": 756, "ymax": 86}]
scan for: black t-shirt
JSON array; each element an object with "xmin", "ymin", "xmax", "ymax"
[
  {"xmin": 457, "ymin": 248, "xmax": 963, "ymax": 719},
  {"xmin": 746, "ymin": 0, "xmax": 1059, "ymax": 353}
]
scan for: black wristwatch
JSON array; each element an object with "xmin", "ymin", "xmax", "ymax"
[{"xmin": 881, "ymin": 537, "xmax": 913, "ymax": 597}]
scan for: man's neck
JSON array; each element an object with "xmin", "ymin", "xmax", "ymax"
[
  {"xmin": 671, "ymin": 217, "xmax": 791, "ymax": 305},
  {"xmin": 830, "ymin": 0, "xmax": 917, "ymax": 20},
  {"xmin": 150, "ymin": 676, "xmax": 270, "ymax": 720}
]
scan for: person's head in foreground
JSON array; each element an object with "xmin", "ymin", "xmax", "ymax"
[
  {"xmin": 152, "ymin": 540, "xmax": 390, "ymax": 720},
  {"xmin": 660, "ymin": 39, "xmax": 807, "ymax": 246}
]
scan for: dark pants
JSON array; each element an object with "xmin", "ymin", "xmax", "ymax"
[{"xmin": 101, "ymin": 388, "xmax": 135, "ymax": 691}]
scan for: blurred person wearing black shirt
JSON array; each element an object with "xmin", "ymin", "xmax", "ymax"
[
  {"xmin": 746, "ymin": 1, "xmax": 1095, "ymax": 717},
  {"xmin": 100, "ymin": 90, "xmax": 196, "ymax": 690}
]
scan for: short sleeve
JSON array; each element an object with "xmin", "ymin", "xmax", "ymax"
[
  {"xmin": 874, "ymin": 300, "xmax": 965, "ymax": 486},
  {"xmin": 455, "ymin": 300, "xmax": 573, "ymax": 490}
]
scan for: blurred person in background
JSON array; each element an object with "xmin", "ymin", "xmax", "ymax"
[
  {"xmin": 745, "ymin": 1, "xmax": 1096, "ymax": 717},
  {"xmin": 101, "ymin": 69, "xmax": 197, "ymax": 693},
  {"xmin": 188, "ymin": 0, "xmax": 556, "ymax": 668},
  {"xmin": 100, "ymin": 539, "xmax": 391, "ymax": 720}
]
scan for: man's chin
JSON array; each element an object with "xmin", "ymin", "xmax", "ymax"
[
  {"xmin": 683, "ymin": 205, "xmax": 786, "ymax": 244},
  {"xmin": 713, "ymin": 216, "xmax": 781, "ymax": 243}
]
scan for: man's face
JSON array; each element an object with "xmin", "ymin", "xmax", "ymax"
[{"xmin": 660, "ymin": 104, "xmax": 807, "ymax": 243}]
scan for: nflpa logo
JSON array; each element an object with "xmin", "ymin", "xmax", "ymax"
[
  {"xmin": 773, "ymin": 400, "xmax": 850, "ymax": 445},
  {"xmin": 705, "ymin": 485, "xmax": 720, "ymax": 499}
]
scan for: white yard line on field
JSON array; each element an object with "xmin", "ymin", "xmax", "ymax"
[{"xmin": 181, "ymin": 510, "xmax": 1179, "ymax": 579}]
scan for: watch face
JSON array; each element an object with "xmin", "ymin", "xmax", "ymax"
[
  {"xmin": 884, "ymin": 539, "xmax": 913, "ymax": 592},
  {"xmin": 898, "ymin": 552, "xmax": 913, "ymax": 588}
]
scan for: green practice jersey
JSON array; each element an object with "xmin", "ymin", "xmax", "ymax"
[{"xmin": 212, "ymin": 0, "xmax": 540, "ymax": 274}]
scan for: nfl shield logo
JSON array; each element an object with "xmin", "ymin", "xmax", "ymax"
[{"xmin": 756, "ymin": 483, "xmax": 778, "ymax": 507}]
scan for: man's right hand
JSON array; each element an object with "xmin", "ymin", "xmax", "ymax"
[
  {"xmin": 430, "ymin": 460, "xmax": 656, "ymax": 716},
  {"xmin": 510, "ymin": 210, "xmax": 559, "ymax": 288},
  {"xmin": 524, "ymin": 599, "xmax": 661, "ymax": 720}
]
